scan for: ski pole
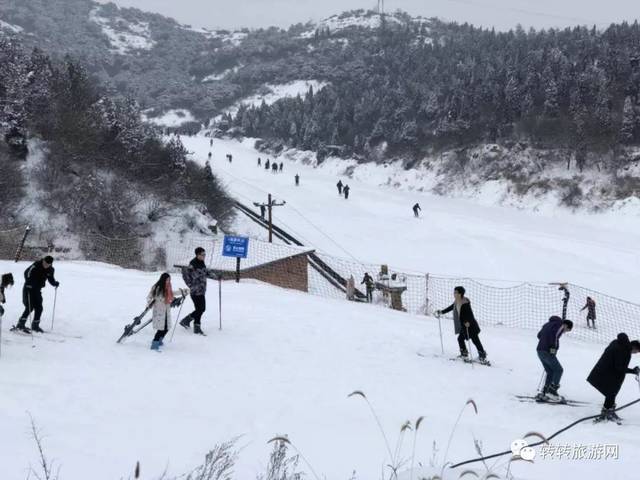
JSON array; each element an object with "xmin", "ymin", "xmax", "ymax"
[
  {"xmin": 50, "ymin": 287, "xmax": 58, "ymax": 331},
  {"xmin": 169, "ymin": 295, "xmax": 186, "ymax": 343},
  {"xmin": 436, "ymin": 311, "xmax": 444, "ymax": 355}
]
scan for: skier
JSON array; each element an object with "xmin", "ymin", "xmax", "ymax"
[
  {"xmin": 436, "ymin": 286, "xmax": 488, "ymax": 363},
  {"xmin": 0, "ymin": 273, "xmax": 14, "ymax": 320},
  {"xmin": 260, "ymin": 204, "xmax": 266, "ymax": 220},
  {"xmin": 265, "ymin": 159, "xmax": 270, "ymax": 170},
  {"xmin": 337, "ymin": 180, "xmax": 343, "ymax": 195},
  {"xmin": 227, "ymin": 154, "xmax": 232, "ymax": 163},
  {"xmin": 147, "ymin": 272, "xmax": 189, "ymax": 351},
  {"xmin": 209, "ymin": 139, "xmax": 213, "ymax": 147},
  {"xmin": 258, "ymin": 157, "xmax": 261, "ymax": 167},
  {"xmin": 581, "ymin": 296, "xmax": 596, "ymax": 329},
  {"xmin": 361, "ymin": 272, "xmax": 374, "ymax": 303},
  {"xmin": 208, "ymin": 151, "xmax": 212, "ymax": 160},
  {"xmin": 343, "ymin": 184, "xmax": 350, "ymax": 199},
  {"xmin": 15, "ymin": 256, "xmax": 59, "ymax": 333},
  {"xmin": 294, "ymin": 174, "xmax": 300, "ymax": 186},
  {"xmin": 587, "ymin": 333, "xmax": 640, "ymax": 423},
  {"xmin": 413, "ymin": 203, "xmax": 421, "ymax": 217},
  {"xmin": 279, "ymin": 162, "xmax": 283, "ymax": 172},
  {"xmin": 204, "ymin": 161, "xmax": 213, "ymax": 180},
  {"xmin": 272, "ymin": 163, "xmax": 278, "ymax": 174},
  {"xmin": 535, "ymin": 315, "xmax": 573, "ymax": 402},
  {"xmin": 180, "ymin": 247, "xmax": 212, "ymax": 335}
]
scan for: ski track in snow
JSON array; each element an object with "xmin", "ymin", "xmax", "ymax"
[
  {"xmin": 1, "ymin": 261, "xmax": 638, "ymax": 480},
  {"xmin": 182, "ymin": 134, "xmax": 640, "ymax": 303}
]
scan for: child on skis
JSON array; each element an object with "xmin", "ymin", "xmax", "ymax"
[{"xmin": 148, "ymin": 273, "xmax": 188, "ymax": 351}]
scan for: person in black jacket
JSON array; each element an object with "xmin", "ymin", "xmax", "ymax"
[
  {"xmin": 436, "ymin": 286, "xmax": 487, "ymax": 362},
  {"xmin": 16, "ymin": 256, "xmax": 59, "ymax": 333},
  {"xmin": 0, "ymin": 273, "xmax": 14, "ymax": 320},
  {"xmin": 581, "ymin": 296, "xmax": 596, "ymax": 329},
  {"xmin": 179, "ymin": 247, "xmax": 214, "ymax": 335},
  {"xmin": 587, "ymin": 333, "xmax": 640, "ymax": 422},
  {"xmin": 412, "ymin": 203, "xmax": 421, "ymax": 217},
  {"xmin": 361, "ymin": 273, "xmax": 374, "ymax": 302},
  {"xmin": 536, "ymin": 316, "xmax": 573, "ymax": 402},
  {"xmin": 337, "ymin": 180, "xmax": 343, "ymax": 195}
]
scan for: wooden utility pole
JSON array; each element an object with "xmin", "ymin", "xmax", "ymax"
[{"xmin": 253, "ymin": 193, "xmax": 286, "ymax": 243}]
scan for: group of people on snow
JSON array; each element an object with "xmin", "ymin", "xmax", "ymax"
[{"xmin": 433, "ymin": 285, "xmax": 639, "ymax": 422}]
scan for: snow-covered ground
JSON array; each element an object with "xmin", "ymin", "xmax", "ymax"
[
  {"xmin": 142, "ymin": 109, "xmax": 197, "ymax": 128},
  {"xmin": 181, "ymin": 134, "xmax": 640, "ymax": 303},
  {"xmin": 0, "ymin": 18, "xmax": 24, "ymax": 33},
  {"xmin": 213, "ymin": 81, "xmax": 328, "ymax": 121},
  {"xmin": 1, "ymin": 260, "xmax": 638, "ymax": 480},
  {"xmin": 89, "ymin": 7, "xmax": 156, "ymax": 54}
]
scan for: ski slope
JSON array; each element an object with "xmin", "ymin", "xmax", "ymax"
[
  {"xmin": 1, "ymin": 260, "xmax": 639, "ymax": 480},
  {"xmin": 181, "ymin": 135, "xmax": 640, "ymax": 303}
]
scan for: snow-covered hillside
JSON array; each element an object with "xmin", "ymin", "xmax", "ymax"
[
  {"xmin": 213, "ymin": 80, "xmax": 328, "ymax": 121},
  {"xmin": 181, "ymin": 134, "xmax": 640, "ymax": 304},
  {"xmin": 1, "ymin": 260, "xmax": 638, "ymax": 480},
  {"xmin": 89, "ymin": 7, "xmax": 156, "ymax": 54}
]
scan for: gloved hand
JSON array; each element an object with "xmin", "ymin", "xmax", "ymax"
[
  {"xmin": 464, "ymin": 322, "xmax": 470, "ymax": 328},
  {"xmin": 632, "ymin": 366, "xmax": 640, "ymax": 375},
  {"xmin": 181, "ymin": 288, "xmax": 190, "ymax": 296},
  {"xmin": 54, "ymin": 281, "xmax": 60, "ymax": 288},
  {"xmin": 435, "ymin": 310, "xmax": 441, "ymax": 317},
  {"xmin": 549, "ymin": 348, "xmax": 557, "ymax": 355}
]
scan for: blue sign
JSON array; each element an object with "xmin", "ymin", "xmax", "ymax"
[{"xmin": 222, "ymin": 235, "xmax": 249, "ymax": 258}]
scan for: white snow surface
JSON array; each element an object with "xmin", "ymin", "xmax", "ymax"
[
  {"xmin": 142, "ymin": 109, "xmax": 197, "ymax": 127},
  {"xmin": 215, "ymin": 80, "xmax": 328, "ymax": 120},
  {"xmin": 2, "ymin": 260, "xmax": 639, "ymax": 480},
  {"xmin": 0, "ymin": 19, "xmax": 24, "ymax": 33},
  {"xmin": 202, "ymin": 65, "xmax": 242, "ymax": 83},
  {"xmin": 89, "ymin": 8, "xmax": 155, "ymax": 54},
  {"xmin": 182, "ymin": 134, "xmax": 640, "ymax": 303}
]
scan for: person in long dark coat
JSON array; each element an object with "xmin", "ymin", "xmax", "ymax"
[
  {"xmin": 436, "ymin": 286, "xmax": 487, "ymax": 361},
  {"xmin": 587, "ymin": 333, "xmax": 640, "ymax": 421}
]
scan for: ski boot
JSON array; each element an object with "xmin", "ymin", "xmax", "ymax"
[
  {"xmin": 478, "ymin": 352, "xmax": 490, "ymax": 365},
  {"xmin": 31, "ymin": 321, "xmax": 44, "ymax": 333},
  {"xmin": 150, "ymin": 340, "xmax": 162, "ymax": 351},
  {"xmin": 12, "ymin": 319, "xmax": 31, "ymax": 334},
  {"xmin": 544, "ymin": 384, "xmax": 565, "ymax": 403},
  {"xmin": 179, "ymin": 315, "xmax": 193, "ymax": 330},
  {"xmin": 193, "ymin": 324, "xmax": 206, "ymax": 336}
]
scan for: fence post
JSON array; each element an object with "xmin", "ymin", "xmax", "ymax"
[
  {"xmin": 14, "ymin": 225, "xmax": 31, "ymax": 262},
  {"xmin": 425, "ymin": 273, "xmax": 430, "ymax": 315}
]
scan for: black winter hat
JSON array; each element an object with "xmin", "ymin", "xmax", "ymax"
[
  {"xmin": 1, "ymin": 273, "xmax": 14, "ymax": 287},
  {"xmin": 43, "ymin": 255, "xmax": 54, "ymax": 264}
]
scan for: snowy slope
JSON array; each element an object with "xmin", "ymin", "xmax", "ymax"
[
  {"xmin": 181, "ymin": 134, "xmax": 640, "ymax": 304},
  {"xmin": 1, "ymin": 260, "xmax": 638, "ymax": 480}
]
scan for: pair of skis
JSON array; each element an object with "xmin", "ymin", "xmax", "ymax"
[{"xmin": 116, "ymin": 296, "xmax": 186, "ymax": 344}]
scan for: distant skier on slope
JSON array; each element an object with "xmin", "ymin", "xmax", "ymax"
[
  {"xmin": 208, "ymin": 151, "xmax": 212, "ymax": 160},
  {"xmin": 204, "ymin": 161, "xmax": 213, "ymax": 180},
  {"xmin": 265, "ymin": 159, "xmax": 270, "ymax": 170},
  {"xmin": 535, "ymin": 316, "xmax": 573, "ymax": 402},
  {"xmin": 343, "ymin": 184, "xmax": 350, "ymax": 199},
  {"xmin": 294, "ymin": 174, "xmax": 300, "ymax": 186},
  {"xmin": 227, "ymin": 154, "xmax": 232, "ymax": 163},
  {"xmin": 581, "ymin": 296, "xmax": 597, "ymax": 329},
  {"xmin": 413, "ymin": 203, "xmax": 421, "ymax": 217},
  {"xmin": 14, "ymin": 256, "xmax": 59, "ymax": 333},
  {"xmin": 436, "ymin": 286, "xmax": 488, "ymax": 364},
  {"xmin": 147, "ymin": 272, "xmax": 189, "ymax": 351},
  {"xmin": 361, "ymin": 272, "xmax": 374, "ymax": 303},
  {"xmin": 258, "ymin": 157, "xmax": 261, "ymax": 167},
  {"xmin": 279, "ymin": 162, "xmax": 283, "ymax": 172},
  {"xmin": 180, "ymin": 247, "xmax": 213, "ymax": 335},
  {"xmin": 588, "ymin": 333, "xmax": 640, "ymax": 423},
  {"xmin": 337, "ymin": 180, "xmax": 343, "ymax": 195},
  {"xmin": 271, "ymin": 163, "xmax": 278, "ymax": 174}
]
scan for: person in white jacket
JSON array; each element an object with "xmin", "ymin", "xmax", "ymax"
[{"xmin": 148, "ymin": 273, "xmax": 188, "ymax": 351}]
